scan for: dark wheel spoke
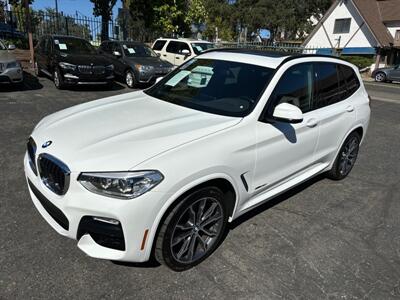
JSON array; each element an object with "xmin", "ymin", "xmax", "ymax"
[
  {"xmin": 187, "ymin": 234, "xmax": 197, "ymax": 261},
  {"xmin": 201, "ymin": 214, "xmax": 222, "ymax": 227},
  {"xmin": 201, "ymin": 202, "xmax": 217, "ymax": 223},
  {"xmin": 172, "ymin": 231, "xmax": 193, "ymax": 246},
  {"xmin": 200, "ymin": 227, "xmax": 217, "ymax": 237},
  {"xmin": 176, "ymin": 236, "xmax": 192, "ymax": 259},
  {"xmin": 196, "ymin": 234, "xmax": 208, "ymax": 251}
]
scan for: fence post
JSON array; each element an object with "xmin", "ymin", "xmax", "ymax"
[{"xmin": 65, "ymin": 17, "xmax": 69, "ymax": 36}]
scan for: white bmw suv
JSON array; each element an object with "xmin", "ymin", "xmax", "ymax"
[{"xmin": 25, "ymin": 49, "xmax": 370, "ymax": 271}]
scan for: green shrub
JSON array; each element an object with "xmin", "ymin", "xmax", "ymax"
[{"xmin": 341, "ymin": 55, "xmax": 374, "ymax": 69}]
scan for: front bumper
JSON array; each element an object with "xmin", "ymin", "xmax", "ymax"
[
  {"xmin": 62, "ymin": 72, "xmax": 114, "ymax": 85},
  {"xmin": 24, "ymin": 153, "xmax": 170, "ymax": 262},
  {"xmin": 0, "ymin": 67, "xmax": 23, "ymax": 83}
]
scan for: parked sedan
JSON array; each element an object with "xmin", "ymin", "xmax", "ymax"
[
  {"xmin": 372, "ymin": 64, "xmax": 400, "ymax": 82},
  {"xmin": 100, "ymin": 41, "xmax": 174, "ymax": 88},
  {"xmin": 35, "ymin": 35, "xmax": 114, "ymax": 89},
  {"xmin": 0, "ymin": 39, "xmax": 23, "ymax": 85}
]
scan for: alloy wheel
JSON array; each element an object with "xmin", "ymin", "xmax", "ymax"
[
  {"xmin": 375, "ymin": 73, "xmax": 385, "ymax": 82},
  {"xmin": 54, "ymin": 71, "xmax": 60, "ymax": 87},
  {"xmin": 170, "ymin": 197, "xmax": 224, "ymax": 264},
  {"xmin": 126, "ymin": 72, "xmax": 134, "ymax": 88},
  {"xmin": 339, "ymin": 136, "xmax": 359, "ymax": 176}
]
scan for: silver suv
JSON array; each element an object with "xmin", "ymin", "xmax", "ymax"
[{"xmin": 0, "ymin": 40, "xmax": 23, "ymax": 84}]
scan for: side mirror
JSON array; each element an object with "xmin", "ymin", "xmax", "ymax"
[
  {"xmin": 155, "ymin": 77, "xmax": 163, "ymax": 84},
  {"xmin": 272, "ymin": 103, "xmax": 303, "ymax": 124},
  {"xmin": 181, "ymin": 49, "xmax": 190, "ymax": 56},
  {"xmin": 113, "ymin": 51, "xmax": 122, "ymax": 57},
  {"xmin": 8, "ymin": 44, "xmax": 16, "ymax": 50},
  {"xmin": 156, "ymin": 52, "xmax": 161, "ymax": 57}
]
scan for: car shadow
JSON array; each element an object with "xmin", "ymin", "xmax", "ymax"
[
  {"xmin": 110, "ymin": 174, "xmax": 326, "ymax": 270},
  {"xmin": 0, "ymin": 71, "xmax": 43, "ymax": 92}
]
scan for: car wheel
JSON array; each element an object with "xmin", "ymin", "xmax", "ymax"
[
  {"xmin": 374, "ymin": 72, "xmax": 386, "ymax": 82},
  {"xmin": 327, "ymin": 131, "xmax": 361, "ymax": 180},
  {"xmin": 155, "ymin": 187, "xmax": 228, "ymax": 271},
  {"xmin": 125, "ymin": 70, "xmax": 136, "ymax": 88},
  {"xmin": 53, "ymin": 69, "xmax": 65, "ymax": 89},
  {"xmin": 34, "ymin": 61, "xmax": 43, "ymax": 77}
]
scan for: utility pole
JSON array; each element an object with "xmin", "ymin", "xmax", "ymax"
[
  {"xmin": 55, "ymin": 0, "xmax": 59, "ymax": 32},
  {"xmin": 24, "ymin": 0, "xmax": 34, "ymax": 69}
]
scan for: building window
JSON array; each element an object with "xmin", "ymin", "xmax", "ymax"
[{"xmin": 333, "ymin": 18, "xmax": 351, "ymax": 34}]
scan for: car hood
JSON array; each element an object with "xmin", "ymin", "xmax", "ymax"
[
  {"xmin": 125, "ymin": 56, "xmax": 172, "ymax": 67},
  {"xmin": 32, "ymin": 91, "xmax": 241, "ymax": 172},
  {"xmin": 58, "ymin": 53, "xmax": 111, "ymax": 66},
  {"xmin": 0, "ymin": 50, "xmax": 16, "ymax": 63}
]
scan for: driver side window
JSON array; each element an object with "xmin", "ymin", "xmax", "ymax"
[{"xmin": 271, "ymin": 63, "xmax": 315, "ymax": 113}]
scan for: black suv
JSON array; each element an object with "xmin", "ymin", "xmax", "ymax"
[
  {"xmin": 99, "ymin": 40, "xmax": 173, "ymax": 88},
  {"xmin": 35, "ymin": 35, "xmax": 114, "ymax": 89}
]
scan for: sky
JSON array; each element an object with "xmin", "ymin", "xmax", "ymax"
[{"xmin": 31, "ymin": 0, "xmax": 122, "ymax": 18}]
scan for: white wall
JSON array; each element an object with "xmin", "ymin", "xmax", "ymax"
[
  {"xmin": 305, "ymin": 0, "xmax": 377, "ymax": 49},
  {"xmin": 386, "ymin": 21, "xmax": 400, "ymax": 38}
]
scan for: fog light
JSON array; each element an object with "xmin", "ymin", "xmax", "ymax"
[{"xmin": 92, "ymin": 217, "xmax": 120, "ymax": 225}]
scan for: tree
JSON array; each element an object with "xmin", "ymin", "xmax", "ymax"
[
  {"xmin": 185, "ymin": 0, "xmax": 207, "ymax": 27},
  {"xmin": 90, "ymin": 0, "xmax": 116, "ymax": 41},
  {"xmin": 153, "ymin": 0, "xmax": 186, "ymax": 36}
]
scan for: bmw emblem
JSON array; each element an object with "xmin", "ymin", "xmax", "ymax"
[{"xmin": 42, "ymin": 141, "xmax": 52, "ymax": 148}]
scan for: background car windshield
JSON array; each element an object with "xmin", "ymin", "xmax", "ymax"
[
  {"xmin": 122, "ymin": 44, "xmax": 157, "ymax": 57},
  {"xmin": 145, "ymin": 58, "xmax": 274, "ymax": 117},
  {"xmin": 54, "ymin": 38, "xmax": 96, "ymax": 54},
  {"xmin": 0, "ymin": 40, "xmax": 6, "ymax": 50},
  {"xmin": 191, "ymin": 43, "xmax": 215, "ymax": 55}
]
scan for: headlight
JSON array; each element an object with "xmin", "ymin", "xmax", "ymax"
[
  {"xmin": 135, "ymin": 64, "xmax": 154, "ymax": 72},
  {"xmin": 59, "ymin": 62, "xmax": 76, "ymax": 71},
  {"xmin": 7, "ymin": 61, "xmax": 21, "ymax": 69},
  {"xmin": 78, "ymin": 171, "xmax": 164, "ymax": 199},
  {"xmin": 106, "ymin": 64, "xmax": 114, "ymax": 71}
]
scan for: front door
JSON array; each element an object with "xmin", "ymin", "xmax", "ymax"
[{"xmin": 252, "ymin": 62, "xmax": 319, "ymax": 194}]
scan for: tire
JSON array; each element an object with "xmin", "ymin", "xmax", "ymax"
[
  {"xmin": 125, "ymin": 70, "xmax": 136, "ymax": 88},
  {"xmin": 53, "ymin": 68, "xmax": 65, "ymax": 89},
  {"xmin": 34, "ymin": 61, "xmax": 43, "ymax": 77},
  {"xmin": 374, "ymin": 72, "xmax": 386, "ymax": 82},
  {"xmin": 326, "ymin": 131, "xmax": 361, "ymax": 180},
  {"xmin": 155, "ymin": 187, "xmax": 228, "ymax": 271}
]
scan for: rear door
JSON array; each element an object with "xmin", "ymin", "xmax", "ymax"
[{"xmin": 312, "ymin": 62, "xmax": 357, "ymax": 163}]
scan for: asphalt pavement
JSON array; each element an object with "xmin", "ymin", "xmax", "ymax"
[{"xmin": 0, "ymin": 75, "xmax": 399, "ymax": 299}]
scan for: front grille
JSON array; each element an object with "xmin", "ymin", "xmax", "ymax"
[
  {"xmin": 38, "ymin": 154, "xmax": 70, "ymax": 195},
  {"xmin": 27, "ymin": 137, "xmax": 37, "ymax": 175},
  {"xmin": 154, "ymin": 67, "xmax": 170, "ymax": 74},
  {"xmin": 28, "ymin": 179, "xmax": 69, "ymax": 230},
  {"xmin": 78, "ymin": 65, "xmax": 105, "ymax": 75}
]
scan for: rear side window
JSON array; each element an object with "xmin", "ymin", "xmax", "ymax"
[
  {"xmin": 166, "ymin": 41, "xmax": 190, "ymax": 54},
  {"xmin": 271, "ymin": 63, "xmax": 315, "ymax": 113},
  {"xmin": 339, "ymin": 64, "xmax": 360, "ymax": 98},
  {"xmin": 314, "ymin": 62, "xmax": 345, "ymax": 109},
  {"xmin": 153, "ymin": 40, "xmax": 167, "ymax": 51}
]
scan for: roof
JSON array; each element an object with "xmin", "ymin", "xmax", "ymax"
[
  {"xmin": 199, "ymin": 48, "xmax": 345, "ymax": 69},
  {"xmin": 156, "ymin": 37, "xmax": 213, "ymax": 43},
  {"xmin": 304, "ymin": 0, "xmax": 399, "ymax": 48},
  {"xmin": 352, "ymin": 0, "xmax": 395, "ymax": 47}
]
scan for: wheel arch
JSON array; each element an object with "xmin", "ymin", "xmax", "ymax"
[{"xmin": 144, "ymin": 174, "xmax": 239, "ymax": 260}]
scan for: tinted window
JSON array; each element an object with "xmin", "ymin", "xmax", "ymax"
[
  {"xmin": 100, "ymin": 42, "xmax": 111, "ymax": 53},
  {"xmin": 314, "ymin": 62, "xmax": 343, "ymax": 108},
  {"xmin": 271, "ymin": 63, "xmax": 314, "ymax": 113},
  {"xmin": 333, "ymin": 18, "xmax": 351, "ymax": 34},
  {"xmin": 153, "ymin": 40, "xmax": 167, "ymax": 51},
  {"xmin": 53, "ymin": 37, "xmax": 96, "ymax": 55},
  {"xmin": 145, "ymin": 58, "xmax": 274, "ymax": 117},
  {"xmin": 121, "ymin": 43, "xmax": 157, "ymax": 57},
  {"xmin": 339, "ymin": 64, "xmax": 360, "ymax": 98},
  {"xmin": 166, "ymin": 41, "xmax": 190, "ymax": 54}
]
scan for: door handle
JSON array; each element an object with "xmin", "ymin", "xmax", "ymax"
[
  {"xmin": 163, "ymin": 54, "xmax": 167, "ymax": 57},
  {"xmin": 306, "ymin": 118, "xmax": 318, "ymax": 128},
  {"xmin": 346, "ymin": 105, "xmax": 354, "ymax": 112},
  {"xmin": 176, "ymin": 57, "xmax": 180, "ymax": 59}
]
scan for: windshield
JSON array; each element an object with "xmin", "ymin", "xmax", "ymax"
[
  {"xmin": 54, "ymin": 38, "xmax": 96, "ymax": 54},
  {"xmin": 145, "ymin": 58, "xmax": 274, "ymax": 117},
  {"xmin": 122, "ymin": 44, "xmax": 158, "ymax": 57},
  {"xmin": 191, "ymin": 43, "xmax": 215, "ymax": 55},
  {"xmin": 0, "ymin": 40, "xmax": 6, "ymax": 50}
]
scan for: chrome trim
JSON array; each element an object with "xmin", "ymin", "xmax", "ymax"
[
  {"xmin": 37, "ymin": 153, "xmax": 71, "ymax": 195},
  {"xmin": 77, "ymin": 81, "xmax": 109, "ymax": 85}
]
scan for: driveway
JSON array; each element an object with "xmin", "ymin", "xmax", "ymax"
[{"xmin": 1, "ymin": 75, "xmax": 399, "ymax": 299}]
